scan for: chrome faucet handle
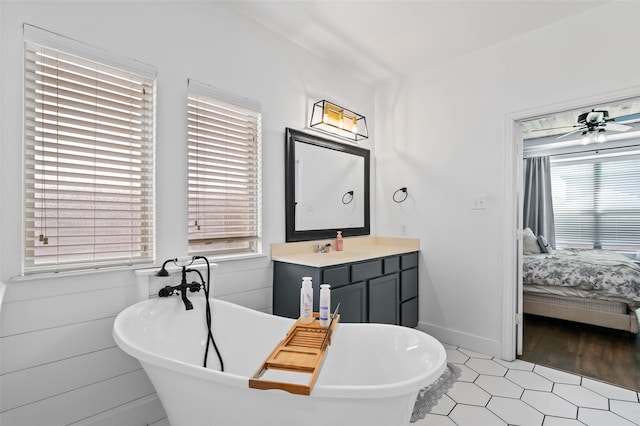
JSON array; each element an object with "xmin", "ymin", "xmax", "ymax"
[{"xmin": 314, "ymin": 244, "xmax": 325, "ymax": 253}]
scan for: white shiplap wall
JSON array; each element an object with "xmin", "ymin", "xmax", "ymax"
[
  {"xmin": 0, "ymin": 271, "xmax": 162, "ymax": 425},
  {"xmin": 0, "ymin": 257, "xmax": 273, "ymax": 426},
  {"xmin": 0, "ymin": 1, "xmax": 374, "ymax": 425}
]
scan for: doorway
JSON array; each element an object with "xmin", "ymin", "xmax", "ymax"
[{"xmin": 507, "ymin": 89, "xmax": 640, "ymax": 391}]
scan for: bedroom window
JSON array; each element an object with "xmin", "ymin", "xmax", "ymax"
[
  {"xmin": 23, "ymin": 25, "xmax": 156, "ymax": 274},
  {"xmin": 187, "ymin": 80, "xmax": 262, "ymax": 256},
  {"xmin": 550, "ymin": 152, "xmax": 640, "ymax": 251}
]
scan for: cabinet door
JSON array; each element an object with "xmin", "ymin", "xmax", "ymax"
[
  {"xmin": 401, "ymin": 298, "xmax": 418, "ymax": 328},
  {"xmin": 332, "ymin": 282, "xmax": 367, "ymax": 323},
  {"xmin": 273, "ymin": 262, "xmax": 320, "ymax": 319},
  {"xmin": 400, "ymin": 268, "xmax": 418, "ymax": 301},
  {"xmin": 368, "ymin": 273, "xmax": 399, "ymax": 324}
]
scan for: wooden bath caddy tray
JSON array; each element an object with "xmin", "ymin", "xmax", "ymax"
[{"xmin": 249, "ymin": 312, "xmax": 340, "ymax": 395}]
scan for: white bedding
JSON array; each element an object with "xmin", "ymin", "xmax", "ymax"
[{"xmin": 522, "ymin": 249, "xmax": 640, "ymax": 309}]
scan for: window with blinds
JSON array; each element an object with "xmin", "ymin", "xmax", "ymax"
[
  {"xmin": 23, "ymin": 29, "xmax": 156, "ymax": 274},
  {"xmin": 550, "ymin": 152, "xmax": 640, "ymax": 251},
  {"xmin": 187, "ymin": 80, "xmax": 261, "ymax": 255}
]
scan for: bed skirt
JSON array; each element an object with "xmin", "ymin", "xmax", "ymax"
[{"xmin": 523, "ymin": 292, "xmax": 639, "ymax": 334}]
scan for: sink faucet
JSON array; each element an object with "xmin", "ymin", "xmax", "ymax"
[{"xmin": 314, "ymin": 243, "xmax": 333, "ymax": 253}]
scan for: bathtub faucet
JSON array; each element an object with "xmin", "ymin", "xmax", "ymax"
[
  {"xmin": 157, "ymin": 256, "xmax": 203, "ymax": 310},
  {"xmin": 159, "ymin": 281, "xmax": 201, "ymax": 310}
]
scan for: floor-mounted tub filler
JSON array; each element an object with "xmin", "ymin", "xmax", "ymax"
[{"xmin": 113, "ymin": 297, "xmax": 446, "ymax": 426}]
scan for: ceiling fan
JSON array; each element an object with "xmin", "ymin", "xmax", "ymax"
[{"xmin": 554, "ymin": 109, "xmax": 636, "ymax": 141}]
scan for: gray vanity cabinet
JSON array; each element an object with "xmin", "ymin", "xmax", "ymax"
[
  {"xmin": 368, "ymin": 273, "xmax": 400, "ymax": 324},
  {"xmin": 272, "ymin": 251, "xmax": 419, "ymax": 327},
  {"xmin": 400, "ymin": 255, "xmax": 419, "ymax": 327},
  {"xmin": 331, "ymin": 281, "xmax": 367, "ymax": 323}
]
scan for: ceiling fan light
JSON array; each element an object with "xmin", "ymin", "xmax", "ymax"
[
  {"xmin": 596, "ymin": 129, "xmax": 607, "ymax": 143},
  {"xmin": 580, "ymin": 131, "xmax": 590, "ymax": 145}
]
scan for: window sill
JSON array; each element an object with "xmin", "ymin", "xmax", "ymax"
[
  {"xmin": 10, "ymin": 263, "xmax": 156, "ymax": 282},
  {"xmin": 133, "ymin": 252, "xmax": 268, "ymax": 300},
  {"xmin": 203, "ymin": 251, "xmax": 268, "ymax": 263}
]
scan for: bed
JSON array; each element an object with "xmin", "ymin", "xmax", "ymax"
[{"xmin": 522, "ymin": 248, "xmax": 640, "ymax": 334}]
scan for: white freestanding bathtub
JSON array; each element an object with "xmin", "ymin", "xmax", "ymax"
[{"xmin": 113, "ymin": 297, "xmax": 446, "ymax": 426}]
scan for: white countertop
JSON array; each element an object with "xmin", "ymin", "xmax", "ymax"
[{"xmin": 271, "ymin": 236, "xmax": 420, "ymax": 268}]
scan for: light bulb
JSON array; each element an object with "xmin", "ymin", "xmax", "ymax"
[
  {"xmin": 351, "ymin": 117, "xmax": 357, "ymax": 133},
  {"xmin": 596, "ymin": 129, "xmax": 606, "ymax": 143},
  {"xmin": 323, "ymin": 112, "xmax": 329, "ymax": 124},
  {"xmin": 580, "ymin": 131, "xmax": 590, "ymax": 145}
]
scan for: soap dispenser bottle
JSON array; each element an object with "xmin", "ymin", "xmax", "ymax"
[
  {"xmin": 300, "ymin": 276, "xmax": 314, "ymax": 324},
  {"xmin": 319, "ymin": 284, "xmax": 331, "ymax": 327},
  {"xmin": 336, "ymin": 230, "xmax": 343, "ymax": 251}
]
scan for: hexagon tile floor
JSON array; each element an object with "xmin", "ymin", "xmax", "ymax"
[{"xmin": 412, "ymin": 343, "xmax": 640, "ymax": 426}]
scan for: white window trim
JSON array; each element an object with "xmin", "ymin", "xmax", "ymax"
[
  {"xmin": 187, "ymin": 79, "xmax": 262, "ymax": 256},
  {"xmin": 22, "ymin": 25, "xmax": 157, "ymax": 274}
]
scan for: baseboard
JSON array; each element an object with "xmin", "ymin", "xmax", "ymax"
[{"xmin": 417, "ymin": 321, "xmax": 502, "ymax": 359}]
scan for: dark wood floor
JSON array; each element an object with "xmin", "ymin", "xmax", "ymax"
[{"xmin": 518, "ymin": 314, "xmax": 640, "ymax": 391}]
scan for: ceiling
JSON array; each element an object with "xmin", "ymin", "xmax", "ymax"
[
  {"xmin": 226, "ymin": 0, "xmax": 608, "ymax": 85},
  {"xmin": 227, "ymin": 1, "xmax": 640, "ymax": 143}
]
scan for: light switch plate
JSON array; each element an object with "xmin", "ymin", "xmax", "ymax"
[{"xmin": 472, "ymin": 196, "xmax": 487, "ymax": 210}]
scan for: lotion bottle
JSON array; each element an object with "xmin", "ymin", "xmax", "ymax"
[
  {"xmin": 319, "ymin": 284, "xmax": 331, "ymax": 327},
  {"xmin": 300, "ymin": 276, "xmax": 313, "ymax": 324},
  {"xmin": 335, "ymin": 230, "xmax": 343, "ymax": 251}
]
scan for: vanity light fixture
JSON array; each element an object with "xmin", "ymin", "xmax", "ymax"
[{"xmin": 310, "ymin": 100, "xmax": 368, "ymax": 141}]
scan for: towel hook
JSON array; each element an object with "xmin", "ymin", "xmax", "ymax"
[
  {"xmin": 393, "ymin": 187, "xmax": 408, "ymax": 203},
  {"xmin": 342, "ymin": 190, "xmax": 354, "ymax": 204}
]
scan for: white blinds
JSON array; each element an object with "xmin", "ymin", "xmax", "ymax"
[
  {"xmin": 24, "ymin": 42, "xmax": 156, "ymax": 274},
  {"xmin": 187, "ymin": 81, "xmax": 261, "ymax": 255},
  {"xmin": 551, "ymin": 154, "xmax": 640, "ymax": 251}
]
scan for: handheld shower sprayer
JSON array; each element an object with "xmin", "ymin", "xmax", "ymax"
[
  {"xmin": 156, "ymin": 259, "xmax": 172, "ymax": 277},
  {"xmin": 155, "ymin": 255, "xmax": 224, "ymax": 370},
  {"xmin": 156, "ymin": 256, "xmax": 195, "ymax": 276}
]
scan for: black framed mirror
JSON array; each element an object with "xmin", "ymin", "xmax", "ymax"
[{"xmin": 285, "ymin": 128, "xmax": 370, "ymax": 242}]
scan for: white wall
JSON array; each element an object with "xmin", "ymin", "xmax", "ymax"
[
  {"xmin": 375, "ymin": 1, "xmax": 640, "ymax": 357},
  {"xmin": 0, "ymin": 2, "xmax": 373, "ymax": 424}
]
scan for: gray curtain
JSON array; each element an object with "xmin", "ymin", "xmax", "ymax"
[{"xmin": 523, "ymin": 156, "xmax": 555, "ymax": 248}]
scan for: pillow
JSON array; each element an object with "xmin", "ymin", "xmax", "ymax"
[
  {"xmin": 537, "ymin": 235, "xmax": 552, "ymax": 253},
  {"xmin": 523, "ymin": 228, "xmax": 541, "ymax": 254}
]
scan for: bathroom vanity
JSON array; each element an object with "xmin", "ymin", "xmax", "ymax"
[{"xmin": 271, "ymin": 237, "xmax": 419, "ymax": 327}]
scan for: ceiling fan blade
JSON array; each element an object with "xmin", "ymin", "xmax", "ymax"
[
  {"xmin": 611, "ymin": 112, "xmax": 640, "ymax": 124},
  {"xmin": 605, "ymin": 122, "xmax": 632, "ymax": 132},
  {"xmin": 555, "ymin": 127, "xmax": 585, "ymax": 140},
  {"xmin": 531, "ymin": 125, "xmax": 576, "ymax": 132}
]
